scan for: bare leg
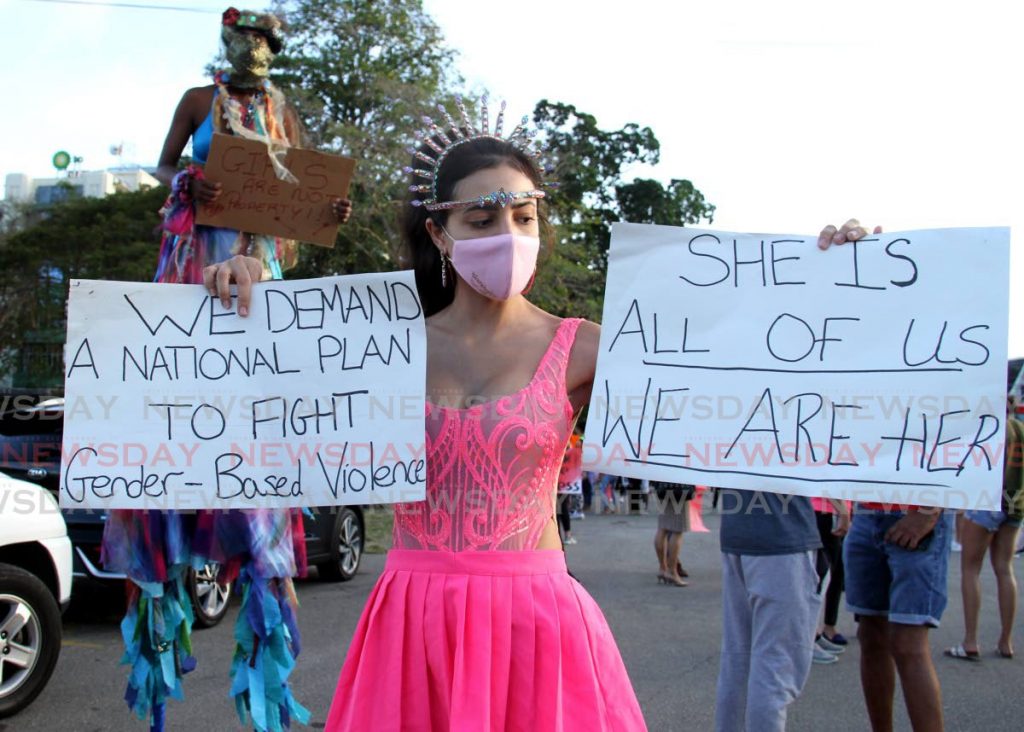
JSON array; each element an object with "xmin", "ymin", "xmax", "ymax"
[
  {"xmin": 666, "ymin": 531, "xmax": 684, "ymax": 581},
  {"xmin": 990, "ymin": 523, "xmax": 1020, "ymax": 656},
  {"xmin": 858, "ymin": 616, "xmax": 896, "ymax": 732},
  {"xmin": 654, "ymin": 529, "xmax": 668, "ymax": 575},
  {"xmin": 960, "ymin": 518, "xmax": 992, "ymax": 652},
  {"xmin": 889, "ymin": 623, "xmax": 944, "ymax": 731}
]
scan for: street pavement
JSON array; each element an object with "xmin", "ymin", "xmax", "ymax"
[{"xmin": 8, "ymin": 507, "xmax": 1021, "ymax": 731}]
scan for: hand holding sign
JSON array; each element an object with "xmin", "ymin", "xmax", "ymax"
[
  {"xmin": 817, "ymin": 218, "xmax": 883, "ymax": 249},
  {"xmin": 197, "ymin": 133, "xmax": 356, "ymax": 246},
  {"xmin": 203, "ymin": 254, "xmax": 265, "ymax": 315},
  {"xmin": 332, "ymin": 197, "xmax": 353, "ymax": 224},
  {"xmin": 192, "ymin": 176, "xmax": 223, "ymax": 205}
]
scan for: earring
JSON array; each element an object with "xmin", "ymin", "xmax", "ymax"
[
  {"xmin": 440, "ymin": 251, "xmax": 449, "ymax": 287},
  {"xmin": 521, "ymin": 269, "xmax": 537, "ymax": 295}
]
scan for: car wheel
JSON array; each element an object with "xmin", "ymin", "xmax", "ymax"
[
  {"xmin": 187, "ymin": 563, "xmax": 232, "ymax": 629},
  {"xmin": 317, "ymin": 508, "xmax": 363, "ymax": 582},
  {"xmin": 0, "ymin": 563, "xmax": 61, "ymax": 718}
]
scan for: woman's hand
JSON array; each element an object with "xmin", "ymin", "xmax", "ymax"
[
  {"xmin": 332, "ymin": 197, "xmax": 353, "ymax": 224},
  {"xmin": 191, "ymin": 177, "xmax": 223, "ymax": 205},
  {"xmin": 832, "ymin": 511, "xmax": 851, "ymax": 538},
  {"xmin": 816, "ymin": 218, "xmax": 882, "ymax": 250},
  {"xmin": 202, "ymin": 255, "xmax": 264, "ymax": 317}
]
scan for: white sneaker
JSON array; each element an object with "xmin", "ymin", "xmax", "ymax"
[
  {"xmin": 816, "ymin": 636, "xmax": 846, "ymax": 654},
  {"xmin": 812, "ymin": 646, "xmax": 838, "ymax": 665},
  {"xmin": 951, "ymin": 540, "xmax": 963, "ymax": 552},
  {"xmin": 564, "ymin": 536, "xmax": 578, "ymax": 545}
]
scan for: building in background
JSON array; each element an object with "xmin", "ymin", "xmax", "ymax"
[{"xmin": 4, "ymin": 168, "xmax": 159, "ymax": 205}]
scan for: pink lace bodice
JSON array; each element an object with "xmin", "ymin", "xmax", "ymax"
[{"xmin": 393, "ymin": 318, "xmax": 582, "ymax": 552}]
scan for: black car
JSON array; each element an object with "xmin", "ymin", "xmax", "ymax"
[{"xmin": 0, "ymin": 395, "xmax": 365, "ymax": 627}]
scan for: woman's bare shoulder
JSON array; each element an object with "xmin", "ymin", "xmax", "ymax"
[
  {"xmin": 181, "ymin": 85, "xmax": 215, "ymax": 112},
  {"xmin": 182, "ymin": 85, "xmax": 216, "ymax": 101},
  {"xmin": 175, "ymin": 86, "xmax": 215, "ymax": 120},
  {"xmin": 568, "ymin": 318, "xmax": 600, "ymax": 369},
  {"xmin": 524, "ymin": 304, "xmax": 599, "ymax": 360}
]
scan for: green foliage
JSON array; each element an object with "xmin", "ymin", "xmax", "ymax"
[
  {"xmin": 270, "ymin": 0, "xmax": 463, "ymax": 278},
  {"xmin": 246, "ymin": 3, "xmax": 716, "ymax": 324},
  {"xmin": 617, "ymin": 178, "xmax": 716, "ymax": 229},
  {"xmin": 0, "ymin": 186, "xmax": 165, "ymax": 385},
  {"xmin": 528, "ymin": 101, "xmax": 715, "ymax": 322}
]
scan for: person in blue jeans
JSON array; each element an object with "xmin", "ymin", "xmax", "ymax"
[{"xmin": 844, "ymin": 504, "xmax": 952, "ymax": 731}]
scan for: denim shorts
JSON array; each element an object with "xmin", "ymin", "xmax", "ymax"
[
  {"xmin": 844, "ymin": 509, "xmax": 953, "ymax": 627},
  {"xmin": 965, "ymin": 508, "xmax": 1022, "ymax": 532}
]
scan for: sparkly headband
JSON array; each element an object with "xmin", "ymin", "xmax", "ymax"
[
  {"xmin": 424, "ymin": 187, "xmax": 546, "ymax": 212},
  {"xmin": 405, "ymin": 94, "xmax": 555, "ymax": 210}
]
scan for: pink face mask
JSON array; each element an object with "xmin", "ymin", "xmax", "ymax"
[{"xmin": 445, "ymin": 231, "xmax": 540, "ymax": 300}]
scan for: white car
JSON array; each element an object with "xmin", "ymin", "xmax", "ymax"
[{"xmin": 0, "ymin": 470, "xmax": 72, "ymax": 717}]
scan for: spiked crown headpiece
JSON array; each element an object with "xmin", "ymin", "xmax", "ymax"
[{"xmin": 405, "ymin": 94, "xmax": 554, "ymax": 212}]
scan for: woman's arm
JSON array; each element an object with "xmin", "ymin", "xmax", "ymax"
[
  {"xmin": 567, "ymin": 319, "xmax": 601, "ymax": 415},
  {"xmin": 155, "ymin": 87, "xmax": 223, "ymax": 204},
  {"xmin": 155, "ymin": 89, "xmax": 203, "ymax": 185}
]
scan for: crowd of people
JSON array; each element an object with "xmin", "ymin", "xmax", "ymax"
[
  {"xmin": 92, "ymin": 7, "xmax": 1021, "ymax": 732},
  {"xmin": 557, "ymin": 394, "xmax": 1023, "ymax": 731}
]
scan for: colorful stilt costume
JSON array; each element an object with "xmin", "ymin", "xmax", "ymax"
[{"xmin": 102, "ymin": 13, "xmax": 309, "ymax": 729}]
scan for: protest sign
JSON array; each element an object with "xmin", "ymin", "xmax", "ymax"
[
  {"xmin": 60, "ymin": 274, "xmax": 426, "ymax": 510},
  {"xmin": 196, "ymin": 133, "xmax": 356, "ymax": 246},
  {"xmin": 584, "ymin": 223, "xmax": 1010, "ymax": 510}
]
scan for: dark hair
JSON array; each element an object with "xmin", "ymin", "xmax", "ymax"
[{"xmin": 403, "ymin": 136, "xmax": 546, "ymax": 316}]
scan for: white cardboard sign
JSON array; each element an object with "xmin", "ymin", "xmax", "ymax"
[
  {"xmin": 584, "ymin": 223, "xmax": 1010, "ymax": 510},
  {"xmin": 60, "ymin": 274, "xmax": 427, "ymax": 510}
]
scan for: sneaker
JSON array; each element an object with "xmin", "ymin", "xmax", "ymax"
[
  {"xmin": 570, "ymin": 511, "xmax": 584, "ymax": 519},
  {"xmin": 564, "ymin": 536, "xmax": 578, "ymax": 545},
  {"xmin": 812, "ymin": 646, "xmax": 838, "ymax": 665},
  {"xmin": 817, "ymin": 635, "xmax": 846, "ymax": 655},
  {"xmin": 951, "ymin": 540, "xmax": 963, "ymax": 552},
  {"xmin": 823, "ymin": 632, "xmax": 849, "ymax": 646}
]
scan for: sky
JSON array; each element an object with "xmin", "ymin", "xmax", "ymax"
[{"xmin": 3, "ymin": 0, "xmax": 1021, "ymax": 357}]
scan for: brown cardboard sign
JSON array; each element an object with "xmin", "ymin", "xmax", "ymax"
[{"xmin": 196, "ymin": 133, "xmax": 356, "ymax": 247}]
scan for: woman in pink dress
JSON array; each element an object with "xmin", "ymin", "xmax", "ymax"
[{"xmin": 206, "ymin": 95, "xmax": 647, "ymax": 731}]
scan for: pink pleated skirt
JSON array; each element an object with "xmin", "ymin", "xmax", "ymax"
[{"xmin": 325, "ymin": 549, "xmax": 647, "ymax": 731}]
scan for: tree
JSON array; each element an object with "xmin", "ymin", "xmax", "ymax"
[
  {"xmin": 616, "ymin": 178, "xmax": 715, "ymax": 229},
  {"xmin": 269, "ymin": 0, "xmax": 463, "ymax": 277},
  {"xmin": 0, "ymin": 187, "xmax": 165, "ymax": 385},
  {"xmin": 264, "ymin": 4, "xmax": 715, "ymax": 321},
  {"xmin": 529, "ymin": 101, "xmax": 715, "ymax": 322}
]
